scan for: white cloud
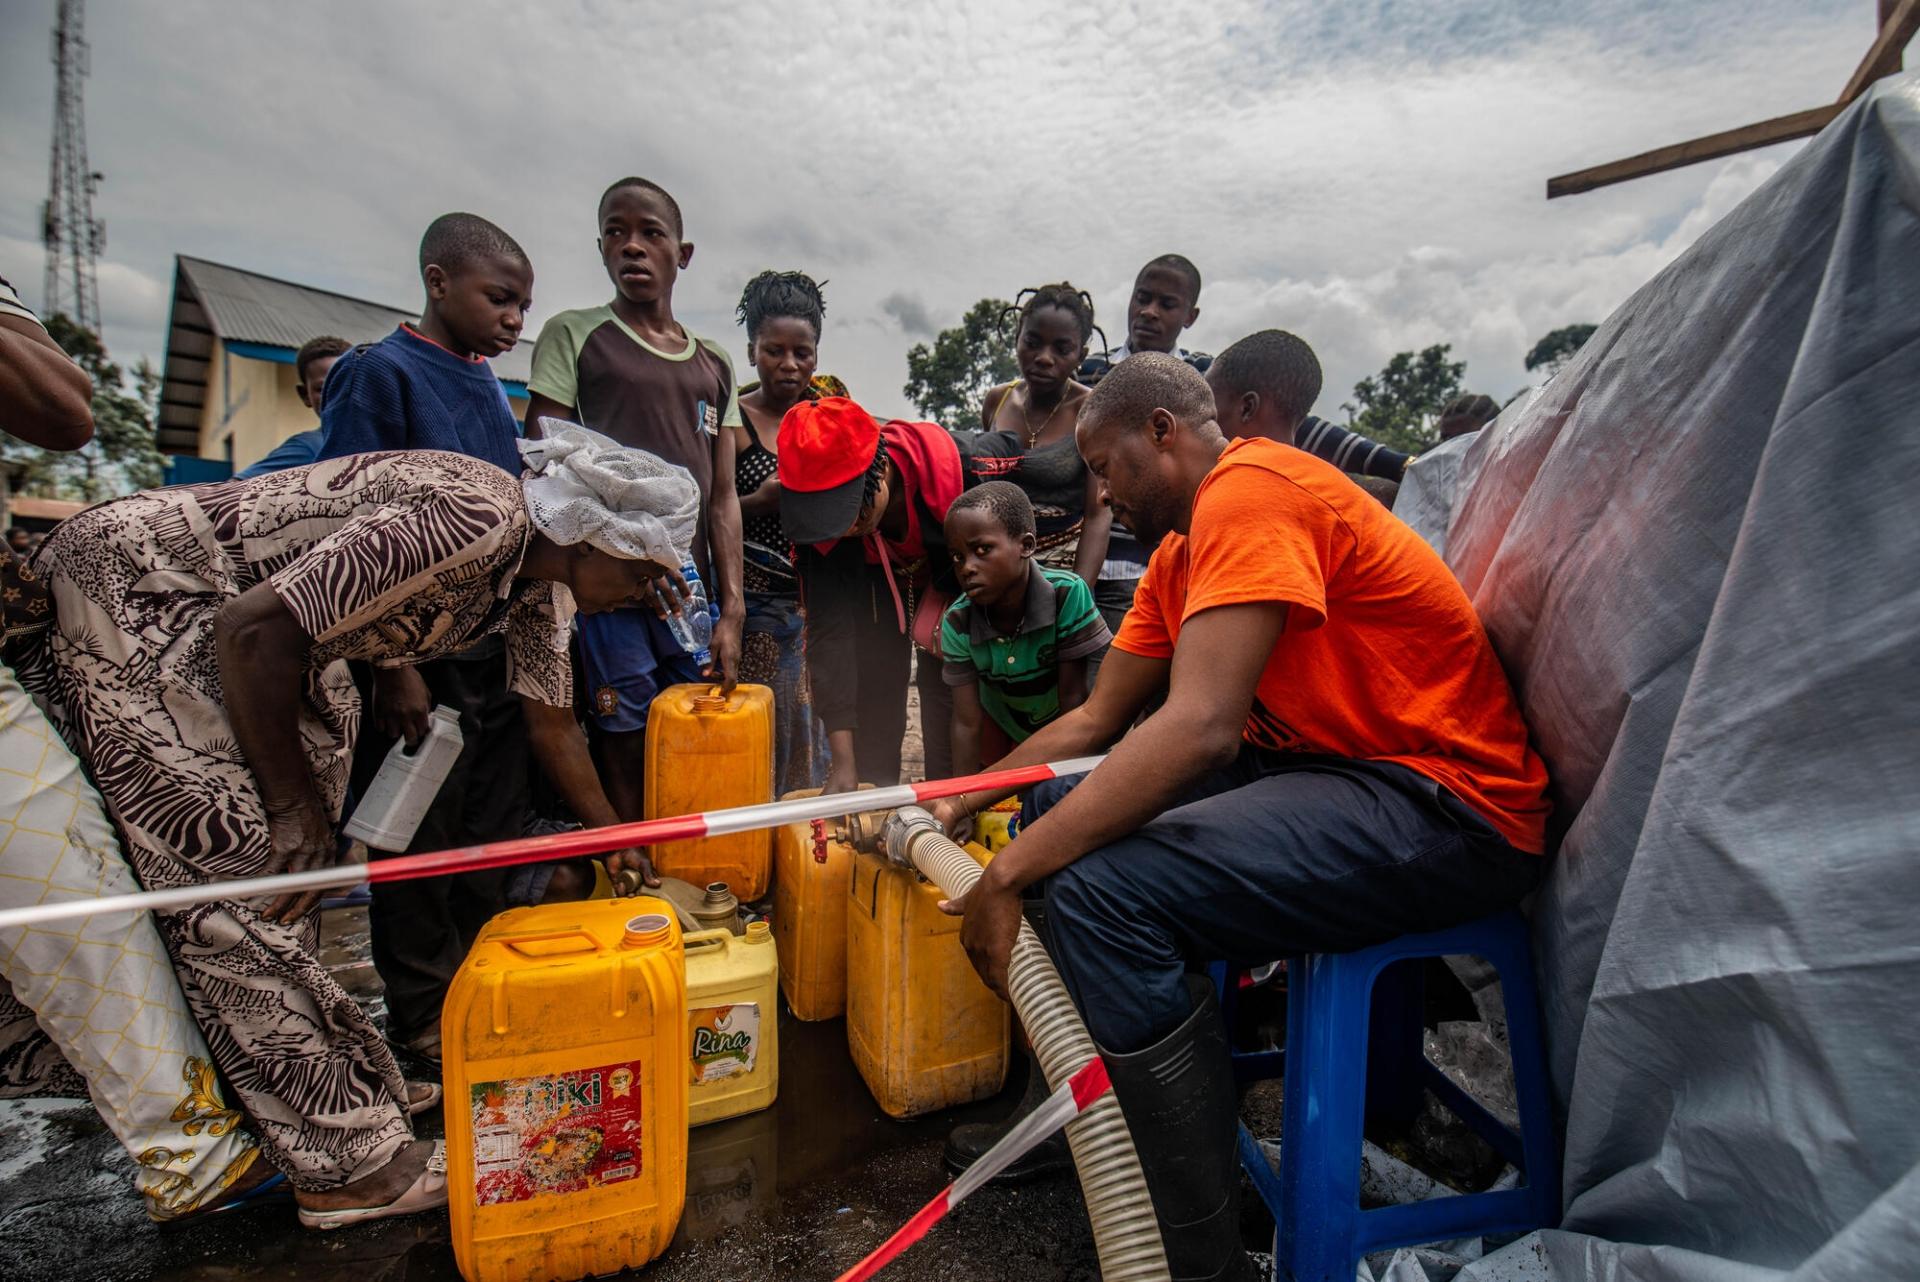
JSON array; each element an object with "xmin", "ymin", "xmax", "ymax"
[
  {"xmin": 94, "ymin": 258, "xmax": 171, "ymax": 350},
  {"xmin": 1201, "ymin": 152, "xmax": 1787, "ymax": 409},
  {"xmin": 0, "ymin": 0, "xmax": 1873, "ymax": 425},
  {"xmin": 0, "ymin": 228, "xmax": 167, "ymax": 360}
]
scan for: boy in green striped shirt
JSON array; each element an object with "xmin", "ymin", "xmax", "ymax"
[{"xmin": 941, "ymin": 482, "xmax": 1111, "ymax": 772}]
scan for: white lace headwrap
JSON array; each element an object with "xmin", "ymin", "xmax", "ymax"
[{"xmin": 518, "ymin": 419, "xmax": 698, "ymax": 566}]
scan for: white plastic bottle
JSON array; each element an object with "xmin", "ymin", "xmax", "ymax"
[{"xmin": 343, "ymin": 705, "xmax": 465, "ymax": 852}]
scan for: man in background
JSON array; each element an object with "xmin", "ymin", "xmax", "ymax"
[{"xmin": 235, "ymin": 335, "xmax": 352, "ymax": 478}]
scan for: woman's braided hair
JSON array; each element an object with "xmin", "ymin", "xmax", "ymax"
[
  {"xmin": 736, "ymin": 270, "xmax": 826, "ymax": 341},
  {"xmin": 1001, "ymin": 282, "xmax": 1106, "ymax": 353}
]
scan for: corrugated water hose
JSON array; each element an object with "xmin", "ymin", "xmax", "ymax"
[{"xmin": 882, "ymin": 807, "xmax": 1172, "ymax": 1281}]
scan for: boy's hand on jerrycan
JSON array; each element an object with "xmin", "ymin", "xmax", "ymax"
[{"xmin": 707, "ymin": 613, "xmax": 743, "ymax": 694}]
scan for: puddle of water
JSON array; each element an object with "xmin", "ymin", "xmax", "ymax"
[
  {"xmin": 670, "ymin": 1011, "xmax": 1027, "ymax": 1251},
  {"xmin": 0, "ymin": 1098, "xmax": 83, "ymax": 1182},
  {"xmin": 653, "ymin": 1012, "xmax": 1096, "ymax": 1280}
]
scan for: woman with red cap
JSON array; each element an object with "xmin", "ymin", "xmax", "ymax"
[{"xmin": 778, "ymin": 397, "xmax": 965, "ymax": 790}]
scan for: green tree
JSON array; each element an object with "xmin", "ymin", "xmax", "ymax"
[
  {"xmin": 902, "ymin": 298, "xmax": 1017, "ymax": 432},
  {"xmin": 1524, "ymin": 323, "xmax": 1597, "ymax": 375},
  {"xmin": 2, "ymin": 314, "xmax": 166, "ymax": 501},
  {"xmin": 1341, "ymin": 343, "xmax": 1466, "ymax": 454}
]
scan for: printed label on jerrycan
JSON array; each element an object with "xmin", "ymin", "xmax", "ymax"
[
  {"xmin": 469, "ymin": 1059, "xmax": 645, "ymax": 1206},
  {"xmin": 689, "ymin": 1004, "xmax": 760, "ymax": 1083}
]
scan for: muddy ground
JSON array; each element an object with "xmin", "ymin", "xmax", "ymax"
[
  {"xmin": 0, "ymin": 897, "xmax": 1286, "ymax": 1280},
  {"xmin": 0, "ymin": 668, "xmax": 1501, "ymax": 1279}
]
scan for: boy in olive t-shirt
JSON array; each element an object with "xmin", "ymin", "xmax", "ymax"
[{"xmin": 525, "ymin": 177, "xmax": 746, "ymax": 841}]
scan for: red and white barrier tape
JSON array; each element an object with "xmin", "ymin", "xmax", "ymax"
[
  {"xmin": 0, "ymin": 755, "xmax": 1105, "ymax": 932},
  {"xmin": 834, "ymin": 1056, "xmax": 1113, "ymax": 1282}
]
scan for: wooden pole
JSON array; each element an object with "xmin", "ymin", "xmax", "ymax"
[
  {"xmin": 1548, "ymin": 0, "xmax": 1917, "ymax": 198},
  {"xmin": 1547, "ymin": 105, "xmax": 1842, "ymax": 199},
  {"xmin": 1839, "ymin": 0, "xmax": 1917, "ymax": 105}
]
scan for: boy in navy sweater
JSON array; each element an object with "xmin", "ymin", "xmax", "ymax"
[
  {"xmin": 317, "ymin": 214, "xmax": 630, "ymax": 1064},
  {"xmin": 318, "ymin": 214, "xmax": 529, "ymax": 475},
  {"xmin": 314, "ymin": 213, "xmax": 535, "ymax": 1062}
]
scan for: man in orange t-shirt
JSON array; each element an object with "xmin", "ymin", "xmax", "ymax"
[{"xmin": 932, "ymin": 351, "xmax": 1550, "ymax": 1281}]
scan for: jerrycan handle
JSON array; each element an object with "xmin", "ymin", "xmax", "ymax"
[
  {"xmin": 397, "ymin": 705, "xmax": 461, "ymax": 756},
  {"xmin": 496, "ymin": 928, "xmax": 603, "ymax": 958},
  {"xmin": 683, "ymin": 927, "xmax": 732, "ymax": 953}
]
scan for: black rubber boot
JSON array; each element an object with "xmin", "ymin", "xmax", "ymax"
[
  {"xmin": 942, "ymin": 1046, "xmax": 1072, "ymax": 1182},
  {"xmin": 1103, "ymin": 975, "xmax": 1257, "ymax": 1282}
]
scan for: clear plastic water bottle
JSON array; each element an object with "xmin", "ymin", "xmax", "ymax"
[{"xmin": 665, "ymin": 561, "xmax": 717, "ymax": 668}]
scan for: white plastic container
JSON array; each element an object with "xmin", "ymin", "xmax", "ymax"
[{"xmin": 343, "ymin": 705, "xmax": 464, "ymax": 851}]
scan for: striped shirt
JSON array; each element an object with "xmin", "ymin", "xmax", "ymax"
[
  {"xmin": 941, "ymin": 565, "xmax": 1111, "ymax": 741},
  {"xmin": 1295, "ymin": 416, "xmax": 1411, "ymax": 480},
  {"xmin": 0, "ymin": 276, "xmax": 38, "ymax": 325}
]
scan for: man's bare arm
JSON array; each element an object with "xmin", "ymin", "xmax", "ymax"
[{"xmin": 944, "ymin": 603, "xmax": 1288, "ymax": 999}]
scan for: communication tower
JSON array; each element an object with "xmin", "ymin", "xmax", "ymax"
[{"xmin": 42, "ymin": 0, "xmax": 104, "ymax": 334}]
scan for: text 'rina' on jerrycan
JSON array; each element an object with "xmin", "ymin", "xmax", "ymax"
[
  {"xmin": 685, "ymin": 920, "xmax": 778, "ymax": 1127},
  {"xmin": 442, "ymin": 899, "xmax": 687, "ymax": 1282},
  {"xmin": 643, "ymin": 683, "xmax": 774, "ymax": 899}
]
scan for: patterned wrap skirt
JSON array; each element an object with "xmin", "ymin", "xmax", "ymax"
[{"xmin": 17, "ymin": 502, "xmax": 411, "ymax": 1191}]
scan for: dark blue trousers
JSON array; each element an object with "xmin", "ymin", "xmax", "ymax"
[{"xmin": 1029, "ymin": 750, "xmax": 1542, "ymax": 1053}]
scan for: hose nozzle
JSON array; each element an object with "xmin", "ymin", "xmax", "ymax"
[
  {"xmin": 832, "ymin": 808, "xmax": 887, "ymax": 855},
  {"xmin": 880, "ymin": 806, "xmax": 941, "ymax": 867}
]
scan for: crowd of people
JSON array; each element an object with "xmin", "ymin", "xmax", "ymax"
[{"xmin": 1, "ymin": 174, "xmax": 1545, "ymax": 1279}]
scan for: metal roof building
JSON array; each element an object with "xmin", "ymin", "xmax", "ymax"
[{"xmin": 157, "ymin": 255, "xmax": 531, "ymax": 465}]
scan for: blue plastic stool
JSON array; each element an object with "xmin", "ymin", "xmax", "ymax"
[{"xmin": 1220, "ymin": 911, "xmax": 1561, "ymax": 1282}]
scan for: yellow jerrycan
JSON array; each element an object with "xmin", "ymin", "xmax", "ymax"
[
  {"xmin": 684, "ymin": 921, "xmax": 780, "ymax": 1126},
  {"xmin": 972, "ymin": 797, "xmax": 1022, "ymax": 853},
  {"xmin": 644, "ymin": 684, "xmax": 775, "ymax": 900},
  {"xmin": 771, "ymin": 787, "xmax": 882, "ymax": 1022},
  {"xmin": 845, "ymin": 842, "xmax": 1011, "ymax": 1118},
  {"xmin": 443, "ymin": 899, "xmax": 688, "ymax": 1282}
]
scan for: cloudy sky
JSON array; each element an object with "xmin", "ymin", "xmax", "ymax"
[{"xmin": 0, "ymin": 0, "xmax": 1891, "ymax": 424}]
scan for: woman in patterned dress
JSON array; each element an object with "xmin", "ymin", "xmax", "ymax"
[
  {"xmin": 13, "ymin": 444, "xmax": 686, "ymax": 1228},
  {"xmin": 1, "ymin": 271, "xmax": 277, "ymax": 1223}
]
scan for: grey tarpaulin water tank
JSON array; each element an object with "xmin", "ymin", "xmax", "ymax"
[{"xmin": 1437, "ymin": 73, "xmax": 1920, "ymax": 1282}]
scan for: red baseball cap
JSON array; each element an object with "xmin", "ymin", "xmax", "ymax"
[{"xmin": 778, "ymin": 396, "xmax": 883, "ymax": 544}]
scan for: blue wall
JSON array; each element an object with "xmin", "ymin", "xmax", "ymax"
[{"xmin": 163, "ymin": 456, "xmax": 233, "ymax": 485}]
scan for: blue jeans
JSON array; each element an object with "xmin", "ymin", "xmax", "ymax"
[{"xmin": 1027, "ymin": 750, "xmax": 1542, "ymax": 1052}]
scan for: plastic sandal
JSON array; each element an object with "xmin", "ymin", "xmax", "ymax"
[
  {"xmin": 297, "ymin": 1140, "xmax": 448, "ymax": 1232},
  {"xmin": 390, "ymin": 1024, "xmax": 442, "ymax": 1070},
  {"xmin": 404, "ymin": 1080, "xmax": 442, "ymax": 1116},
  {"xmin": 155, "ymin": 1170, "xmax": 293, "ymax": 1229}
]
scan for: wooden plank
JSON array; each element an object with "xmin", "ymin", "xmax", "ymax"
[
  {"xmin": 1547, "ymin": 103, "xmax": 1842, "ymax": 198},
  {"xmin": 1839, "ymin": 0, "xmax": 1918, "ymax": 105}
]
